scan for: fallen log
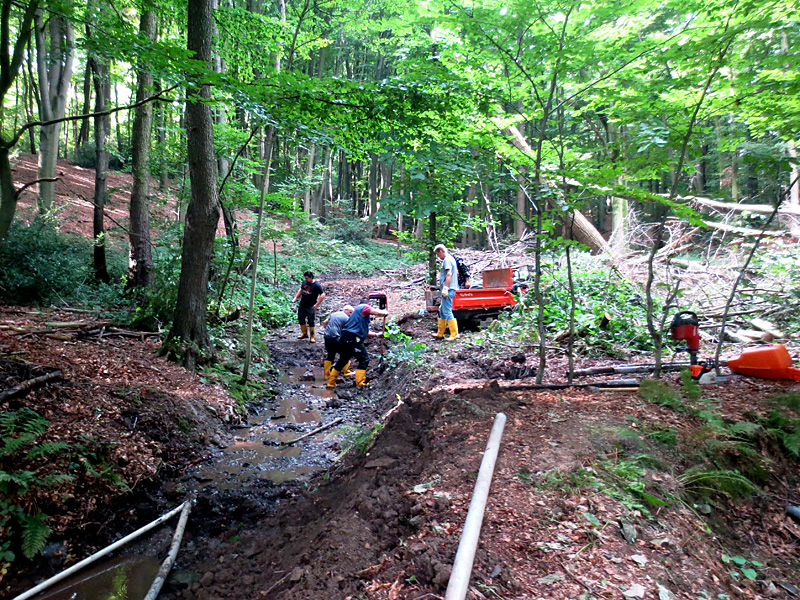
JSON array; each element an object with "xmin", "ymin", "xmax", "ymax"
[
  {"xmin": 281, "ymin": 417, "xmax": 343, "ymax": 446},
  {"xmin": 0, "ymin": 370, "xmax": 62, "ymax": 402},
  {"xmin": 45, "ymin": 320, "xmax": 112, "ymax": 329},
  {"xmin": 570, "ymin": 362, "xmax": 691, "ymax": 377}
]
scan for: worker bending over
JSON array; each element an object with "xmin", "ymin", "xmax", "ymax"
[
  {"xmin": 327, "ymin": 300, "xmax": 389, "ymax": 388},
  {"xmin": 321, "ymin": 304, "xmax": 354, "ymax": 381},
  {"xmin": 432, "ymin": 243, "xmax": 459, "ymax": 341}
]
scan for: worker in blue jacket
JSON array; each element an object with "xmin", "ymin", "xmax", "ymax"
[{"xmin": 327, "ymin": 300, "xmax": 388, "ymax": 388}]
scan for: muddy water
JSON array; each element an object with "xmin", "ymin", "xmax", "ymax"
[
  {"xmin": 189, "ymin": 365, "xmax": 340, "ymax": 488},
  {"xmin": 35, "ymin": 555, "xmax": 161, "ymax": 600},
  {"xmin": 34, "ymin": 366, "xmax": 343, "ymax": 600}
]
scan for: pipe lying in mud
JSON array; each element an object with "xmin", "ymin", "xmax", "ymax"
[
  {"xmin": 12, "ymin": 501, "xmax": 190, "ymax": 600},
  {"xmin": 444, "ymin": 412, "xmax": 507, "ymax": 600},
  {"xmin": 144, "ymin": 500, "xmax": 192, "ymax": 600}
]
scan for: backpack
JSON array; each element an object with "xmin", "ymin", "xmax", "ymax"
[{"xmin": 453, "ymin": 254, "xmax": 470, "ymax": 287}]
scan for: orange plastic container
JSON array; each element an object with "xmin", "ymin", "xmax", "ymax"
[{"xmin": 727, "ymin": 344, "xmax": 800, "ymax": 381}]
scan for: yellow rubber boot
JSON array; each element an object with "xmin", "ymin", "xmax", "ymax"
[
  {"xmin": 309, "ymin": 327, "xmax": 316, "ymax": 343},
  {"xmin": 431, "ymin": 318, "xmax": 446, "ymax": 339},
  {"xmin": 342, "ymin": 361, "xmax": 353, "ymax": 377},
  {"xmin": 297, "ymin": 324, "xmax": 308, "ymax": 339},
  {"xmin": 445, "ymin": 319, "xmax": 459, "ymax": 341},
  {"xmin": 327, "ymin": 368, "xmax": 340, "ymax": 389},
  {"xmin": 324, "ymin": 360, "xmax": 332, "ymax": 381},
  {"xmin": 355, "ymin": 369, "xmax": 368, "ymax": 386}
]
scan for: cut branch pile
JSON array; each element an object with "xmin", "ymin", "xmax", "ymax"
[{"xmin": 0, "ymin": 321, "xmax": 160, "ymax": 341}]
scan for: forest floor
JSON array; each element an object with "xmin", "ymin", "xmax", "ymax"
[{"xmin": 2, "ymin": 157, "xmax": 800, "ymax": 600}]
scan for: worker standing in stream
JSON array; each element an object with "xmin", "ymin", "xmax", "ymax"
[
  {"xmin": 292, "ymin": 271, "xmax": 325, "ymax": 343},
  {"xmin": 327, "ymin": 300, "xmax": 389, "ymax": 388},
  {"xmin": 432, "ymin": 243, "xmax": 459, "ymax": 341},
  {"xmin": 321, "ymin": 304, "xmax": 354, "ymax": 382}
]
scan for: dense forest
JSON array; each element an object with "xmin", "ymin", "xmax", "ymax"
[{"xmin": 0, "ymin": 0, "xmax": 798, "ymax": 365}]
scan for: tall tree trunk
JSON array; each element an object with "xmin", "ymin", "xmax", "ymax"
[
  {"xmin": 368, "ymin": 151, "xmax": 378, "ymax": 227},
  {"xmin": 34, "ymin": 11, "xmax": 74, "ymax": 211},
  {"xmin": 303, "ymin": 143, "xmax": 316, "ymax": 214},
  {"xmin": 211, "ymin": 0, "xmax": 236, "ymax": 245},
  {"xmin": 781, "ymin": 32, "xmax": 799, "ymax": 207},
  {"xmin": 428, "ymin": 212, "xmax": 437, "ymax": 285},
  {"xmin": 90, "ymin": 56, "xmax": 110, "ymax": 283},
  {"xmin": 156, "ymin": 81, "xmax": 168, "ymax": 189},
  {"xmin": 127, "ymin": 10, "xmax": 157, "ymax": 289},
  {"xmin": 25, "ymin": 41, "xmax": 38, "ymax": 154},
  {"xmin": 0, "ymin": 0, "xmax": 39, "ymax": 239},
  {"xmin": 76, "ymin": 61, "xmax": 91, "ymax": 151},
  {"xmin": 164, "ymin": 0, "xmax": 220, "ymax": 369}
]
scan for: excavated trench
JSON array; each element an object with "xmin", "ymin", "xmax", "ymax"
[{"xmin": 24, "ymin": 324, "xmax": 425, "ymax": 600}]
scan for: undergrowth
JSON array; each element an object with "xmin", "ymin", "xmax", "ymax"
[{"xmin": 0, "ymin": 408, "xmax": 130, "ymax": 576}]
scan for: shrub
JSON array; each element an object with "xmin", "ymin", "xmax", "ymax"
[{"xmin": 0, "ymin": 221, "xmax": 93, "ymax": 304}]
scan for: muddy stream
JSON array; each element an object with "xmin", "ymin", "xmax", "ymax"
[{"xmin": 34, "ymin": 360, "xmax": 369, "ymax": 600}]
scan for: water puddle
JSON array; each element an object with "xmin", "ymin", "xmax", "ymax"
[{"xmin": 36, "ymin": 554, "xmax": 160, "ymax": 600}]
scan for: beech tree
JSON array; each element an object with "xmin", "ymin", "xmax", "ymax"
[
  {"xmin": 34, "ymin": 8, "xmax": 74, "ymax": 211},
  {"xmin": 127, "ymin": 10, "xmax": 158, "ymax": 289},
  {"xmin": 163, "ymin": 0, "xmax": 220, "ymax": 369}
]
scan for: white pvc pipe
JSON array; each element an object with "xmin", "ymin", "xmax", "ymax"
[
  {"xmin": 445, "ymin": 412, "xmax": 507, "ymax": 600},
  {"xmin": 144, "ymin": 500, "xmax": 192, "ymax": 600},
  {"xmin": 12, "ymin": 502, "xmax": 189, "ymax": 600}
]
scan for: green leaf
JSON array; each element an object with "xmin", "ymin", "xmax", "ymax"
[
  {"xmin": 740, "ymin": 568, "xmax": 757, "ymax": 581},
  {"xmin": 20, "ymin": 514, "xmax": 51, "ymax": 560},
  {"xmin": 583, "ymin": 511, "xmax": 601, "ymax": 526}
]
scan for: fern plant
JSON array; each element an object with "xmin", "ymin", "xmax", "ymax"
[{"xmin": 0, "ymin": 409, "xmax": 74, "ymax": 566}]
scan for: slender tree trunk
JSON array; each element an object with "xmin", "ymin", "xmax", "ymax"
[
  {"xmin": 34, "ymin": 11, "xmax": 74, "ymax": 211},
  {"xmin": 25, "ymin": 42, "xmax": 38, "ymax": 154},
  {"xmin": 91, "ymin": 56, "xmax": 110, "ymax": 283},
  {"xmin": 0, "ymin": 0, "xmax": 39, "ymax": 239},
  {"xmin": 127, "ymin": 10, "xmax": 158, "ymax": 289},
  {"xmin": 76, "ymin": 62, "xmax": 91, "ymax": 151},
  {"xmin": 780, "ymin": 32, "xmax": 799, "ymax": 207},
  {"xmin": 428, "ymin": 212, "xmax": 436, "ymax": 285},
  {"xmin": 164, "ymin": 0, "xmax": 220, "ymax": 369},
  {"xmin": 0, "ymin": 145, "xmax": 18, "ymax": 237},
  {"xmin": 156, "ymin": 81, "xmax": 168, "ymax": 189},
  {"xmin": 303, "ymin": 143, "xmax": 316, "ymax": 214}
]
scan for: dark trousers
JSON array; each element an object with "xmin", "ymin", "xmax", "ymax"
[
  {"xmin": 324, "ymin": 336, "xmax": 341, "ymax": 363},
  {"xmin": 297, "ymin": 305, "xmax": 316, "ymax": 326},
  {"xmin": 334, "ymin": 331, "xmax": 369, "ymax": 371}
]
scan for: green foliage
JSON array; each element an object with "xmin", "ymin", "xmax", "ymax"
[
  {"xmin": 201, "ymin": 361, "xmax": 267, "ymax": 414},
  {"xmin": 70, "ymin": 438, "xmax": 131, "ymax": 493},
  {"xmin": 385, "ymin": 321, "xmax": 428, "ymax": 368},
  {"xmin": 770, "ymin": 391, "xmax": 800, "ymax": 412},
  {"xmin": 277, "ymin": 229, "xmax": 411, "ymax": 282},
  {"xmin": 253, "ymin": 287, "xmax": 295, "ymax": 328},
  {"xmin": 0, "ymin": 221, "xmax": 95, "ymax": 304},
  {"xmin": 534, "ymin": 453, "xmax": 669, "ymax": 517},
  {"xmin": 641, "ymin": 422, "xmax": 678, "ymax": 446},
  {"xmin": 540, "ymin": 259, "xmax": 658, "ymax": 357},
  {"xmin": 678, "ymin": 467, "xmax": 760, "ymax": 501},
  {"xmin": 339, "ymin": 422, "xmax": 385, "ymax": 457},
  {"xmin": 721, "ymin": 553, "xmax": 763, "ymax": 583},
  {"xmin": 0, "ymin": 409, "xmax": 75, "ymax": 565},
  {"xmin": 639, "ymin": 379, "xmax": 685, "ymax": 412},
  {"xmin": 680, "ymin": 369, "xmax": 702, "ymax": 402}
]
